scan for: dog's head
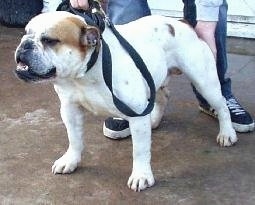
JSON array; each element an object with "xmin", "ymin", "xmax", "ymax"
[{"xmin": 15, "ymin": 11, "xmax": 100, "ymax": 82}]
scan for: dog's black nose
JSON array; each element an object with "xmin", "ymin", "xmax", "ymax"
[
  {"xmin": 22, "ymin": 39, "xmax": 35, "ymax": 50},
  {"xmin": 15, "ymin": 39, "xmax": 35, "ymax": 63}
]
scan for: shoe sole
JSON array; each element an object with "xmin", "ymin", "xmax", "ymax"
[
  {"xmin": 232, "ymin": 122, "xmax": 255, "ymax": 133},
  {"xmin": 103, "ymin": 122, "xmax": 131, "ymax": 140},
  {"xmin": 199, "ymin": 106, "xmax": 255, "ymax": 133}
]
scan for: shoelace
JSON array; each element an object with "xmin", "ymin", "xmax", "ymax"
[{"xmin": 226, "ymin": 97, "xmax": 246, "ymax": 115}]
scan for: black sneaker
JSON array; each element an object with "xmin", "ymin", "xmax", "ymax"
[
  {"xmin": 226, "ymin": 96, "xmax": 254, "ymax": 132},
  {"xmin": 199, "ymin": 96, "xmax": 254, "ymax": 133},
  {"xmin": 103, "ymin": 117, "xmax": 131, "ymax": 139}
]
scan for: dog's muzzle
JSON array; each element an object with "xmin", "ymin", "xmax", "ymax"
[
  {"xmin": 15, "ymin": 62, "xmax": 56, "ymax": 82},
  {"xmin": 15, "ymin": 40, "xmax": 56, "ymax": 82}
]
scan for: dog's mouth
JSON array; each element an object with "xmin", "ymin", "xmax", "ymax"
[{"xmin": 15, "ymin": 61, "xmax": 56, "ymax": 83}]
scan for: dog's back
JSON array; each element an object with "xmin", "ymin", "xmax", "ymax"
[{"xmin": 103, "ymin": 15, "xmax": 212, "ymax": 90}]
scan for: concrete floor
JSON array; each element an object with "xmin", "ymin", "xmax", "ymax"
[{"xmin": 0, "ymin": 25, "xmax": 255, "ymax": 205}]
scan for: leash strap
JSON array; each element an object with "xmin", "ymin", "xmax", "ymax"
[
  {"xmin": 102, "ymin": 22, "xmax": 156, "ymax": 117},
  {"xmin": 57, "ymin": 0, "xmax": 105, "ymax": 32},
  {"xmin": 57, "ymin": 0, "xmax": 156, "ymax": 117}
]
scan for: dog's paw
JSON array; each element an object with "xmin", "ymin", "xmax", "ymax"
[
  {"xmin": 127, "ymin": 171, "xmax": 155, "ymax": 192},
  {"xmin": 217, "ymin": 129, "xmax": 238, "ymax": 147},
  {"xmin": 52, "ymin": 151, "xmax": 81, "ymax": 174}
]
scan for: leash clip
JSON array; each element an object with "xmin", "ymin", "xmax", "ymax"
[
  {"xmin": 104, "ymin": 16, "xmax": 111, "ymax": 27},
  {"xmin": 89, "ymin": 0, "xmax": 106, "ymax": 17}
]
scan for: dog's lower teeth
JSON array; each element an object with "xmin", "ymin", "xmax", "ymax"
[{"xmin": 17, "ymin": 64, "xmax": 28, "ymax": 71}]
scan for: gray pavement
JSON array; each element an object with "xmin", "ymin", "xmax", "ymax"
[{"xmin": 0, "ymin": 25, "xmax": 255, "ymax": 205}]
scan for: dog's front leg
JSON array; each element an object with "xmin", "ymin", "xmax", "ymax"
[
  {"xmin": 52, "ymin": 101, "xmax": 84, "ymax": 174},
  {"xmin": 127, "ymin": 115, "xmax": 155, "ymax": 191}
]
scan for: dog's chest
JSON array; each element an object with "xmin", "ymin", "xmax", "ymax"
[
  {"xmin": 55, "ymin": 82, "xmax": 117, "ymax": 116},
  {"xmin": 79, "ymin": 88, "xmax": 114, "ymax": 116}
]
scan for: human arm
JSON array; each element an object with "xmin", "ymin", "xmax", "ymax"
[
  {"xmin": 70, "ymin": 0, "xmax": 89, "ymax": 10},
  {"xmin": 194, "ymin": 0, "xmax": 223, "ymax": 58},
  {"xmin": 195, "ymin": 21, "xmax": 217, "ymax": 58},
  {"xmin": 70, "ymin": 0, "xmax": 107, "ymax": 12}
]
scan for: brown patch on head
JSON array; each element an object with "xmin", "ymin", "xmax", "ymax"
[
  {"xmin": 46, "ymin": 16, "xmax": 88, "ymax": 52},
  {"xmin": 167, "ymin": 24, "xmax": 175, "ymax": 36},
  {"xmin": 42, "ymin": 16, "xmax": 99, "ymax": 55}
]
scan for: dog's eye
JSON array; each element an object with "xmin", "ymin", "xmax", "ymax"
[{"xmin": 41, "ymin": 37, "xmax": 60, "ymax": 46}]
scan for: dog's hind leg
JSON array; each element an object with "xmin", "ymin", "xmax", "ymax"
[
  {"xmin": 151, "ymin": 77, "xmax": 170, "ymax": 129},
  {"xmin": 184, "ymin": 59, "xmax": 237, "ymax": 147},
  {"xmin": 197, "ymin": 86, "xmax": 237, "ymax": 146}
]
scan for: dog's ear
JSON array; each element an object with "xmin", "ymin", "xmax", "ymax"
[{"xmin": 80, "ymin": 26, "xmax": 100, "ymax": 47}]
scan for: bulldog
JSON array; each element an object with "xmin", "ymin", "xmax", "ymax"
[{"xmin": 15, "ymin": 11, "xmax": 237, "ymax": 191}]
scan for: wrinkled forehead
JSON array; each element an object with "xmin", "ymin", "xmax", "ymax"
[{"xmin": 25, "ymin": 11, "xmax": 86, "ymax": 40}]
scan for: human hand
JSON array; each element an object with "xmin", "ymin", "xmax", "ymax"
[
  {"xmin": 195, "ymin": 21, "xmax": 217, "ymax": 59},
  {"xmin": 70, "ymin": 0, "xmax": 89, "ymax": 10}
]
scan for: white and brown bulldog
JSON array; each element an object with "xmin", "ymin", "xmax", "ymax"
[{"xmin": 15, "ymin": 11, "xmax": 237, "ymax": 191}]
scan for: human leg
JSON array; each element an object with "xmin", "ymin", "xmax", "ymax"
[
  {"xmin": 182, "ymin": 0, "xmax": 197, "ymax": 27},
  {"xmin": 183, "ymin": 0, "xmax": 254, "ymax": 132},
  {"xmin": 107, "ymin": 0, "xmax": 151, "ymax": 25}
]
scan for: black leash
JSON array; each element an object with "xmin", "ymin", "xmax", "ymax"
[
  {"xmin": 57, "ymin": 0, "xmax": 156, "ymax": 117},
  {"xmin": 102, "ymin": 22, "xmax": 156, "ymax": 117},
  {"xmin": 57, "ymin": 0, "xmax": 105, "ymax": 31}
]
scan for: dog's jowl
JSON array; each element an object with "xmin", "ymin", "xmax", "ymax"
[{"xmin": 15, "ymin": 11, "xmax": 237, "ymax": 191}]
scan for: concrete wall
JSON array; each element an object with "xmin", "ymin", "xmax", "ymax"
[{"xmin": 148, "ymin": 0, "xmax": 255, "ymax": 38}]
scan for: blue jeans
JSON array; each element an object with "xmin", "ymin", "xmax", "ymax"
[
  {"xmin": 107, "ymin": 0, "xmax": 232, "ymax": 104},
  {"xmin": 107, "ymin": 0, "xmax": 151, "ymax": 25}
]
